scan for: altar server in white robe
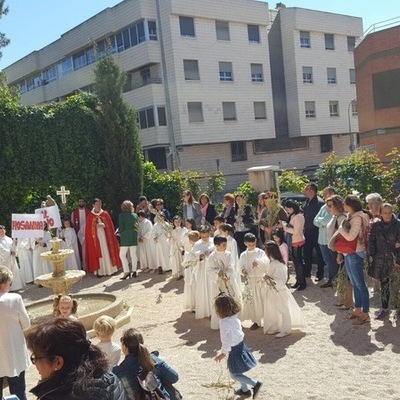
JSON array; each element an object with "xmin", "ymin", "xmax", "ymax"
[
  {"xmin": 59, "ymin": 218, "xmax": 80, "ymax": 270},
  {"xmin": 152, "ymin": 212, "xmax": 171, "ymax": 274},
  {"xmin": 32, "ymin": 225, "xmax": 52, "ymax": 278},
  {"xmin": 16, "ymin": 237, "xmax": 34, "ymax": 284},
  {"xmin": 0, "ymin": 225, "xmax": 24, "ymax": 291}
]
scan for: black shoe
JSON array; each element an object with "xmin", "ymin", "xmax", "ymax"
[
  {"xmin": 120, "ymin": 273, "xmax": 130, "ymax": 280},
  {"xmin": 290, "ymin": 282, "xmax": 300, "ymax": 289},
  {"xmin": 297, "ymin": 283, "xmax": 307, "ymax": 291},
  {"xmin": 234, "ymin": 388, "xmax": 252, "ymax": 397},
  {"xmin": 320, "ymin": 281, "xmax": 333, "ymax": 288},
  {"xmin": 131, "ymin": 271, "xmax": 137, "ymax": 278},
  {"xmin": 253, "ymin": 381, "xmax": 263, "ymax": 399},
  {"xmin": 158, "ymin": 267, "xmax": 164, "ymax": 275},
  {"xmin": 250, "ymin": 322, "xmax": 259, "ymax": 331}
]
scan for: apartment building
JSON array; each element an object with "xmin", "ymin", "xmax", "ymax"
[
  {"xmin": 3, "ymin": 1, "xmax": 362, "ymax": 188},
  {"xmin": 354, "ymin": 24, "xmax": 400, "ymax": 161}
]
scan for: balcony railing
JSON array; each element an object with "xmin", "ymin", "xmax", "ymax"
[{"xmin": 123, "ymin": 77, "xmax": 162, "ymax": 92}]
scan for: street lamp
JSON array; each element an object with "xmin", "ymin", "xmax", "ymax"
[{"xmin": 347, "ymin": 99, "xmax": 357, "ymax": 153}]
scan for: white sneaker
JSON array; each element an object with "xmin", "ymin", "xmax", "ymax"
[{"xmin": 275, "ymin": 331, "xmax": 290, "ymax": 338}]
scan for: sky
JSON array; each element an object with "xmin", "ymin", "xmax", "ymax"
[{"xmin": 1, "ymin": 0, "xmax": 400, "ymax": 70}]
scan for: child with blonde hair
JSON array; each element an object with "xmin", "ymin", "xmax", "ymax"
[
  {"xmin": 93, "ymin": 315, "xmax": 121, "ymax": 369},
  {"xmin": 53, "ymin": 295, "xmax": 78, "ymax": 319}
]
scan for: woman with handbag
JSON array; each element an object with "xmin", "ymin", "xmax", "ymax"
[
  {"xmin": 281, "ymin": 200, "xmax": 307, "ymax": 291},
  {"xmin": 368, "ymin": 203, "xmax": 400, "ymax": 320},
  {"xmin": 337, "ymin": 195, "xmax": 371, "ymax": 325}
]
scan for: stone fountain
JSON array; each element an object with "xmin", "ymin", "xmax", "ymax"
[{"xmin": 29, "ymin": 237, "xmax": 131, "ymax": 335}]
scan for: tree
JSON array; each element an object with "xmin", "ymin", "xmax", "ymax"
[
  {"xmin": 0, "ymin": 0, "xmax": 10, "ymax": 60},
  {"xmin": 94, "ymin": 55, "xmax": 143, "ymax": 218}
]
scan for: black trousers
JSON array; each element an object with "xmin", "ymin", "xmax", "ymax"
[{"xmin": 304, "ymin": 228, "xmax": 325, "ymax": 278}]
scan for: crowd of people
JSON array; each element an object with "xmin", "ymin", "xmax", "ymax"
[{"xmin": 1, "ymin": 185, "xmax": 400, "ymax": 399}]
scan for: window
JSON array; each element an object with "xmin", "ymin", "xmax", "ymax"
[
  {"xmin": 247, "ymin": 25, "xmax": 260, "ymax": 43},
  {"xmin": 222, "ymin": 102, "xmax": 237, "ymax": 121},
  {"xmin": 302, "ymin": 66, "xmax": 313, "ymax": 83},
  {"xmin": 139, "ymin": 107, "xmax": 155, "ymax": 129},
  {"xmin": 148, "ymin": 20, "xmax": 157, "ymax": 40},
  {"xmin": 116, "ymin": 32, "xmax": 124, "ymax": 52},
  {"xmin": 351, "ymin": 101, "xmax": 358, "ymax": 116},
  {"xmin": 219, "ymin": 62, "xmax": 233, "ymax": 81},
  {"xmin": 140, "ymin": 67, "xmax": 151, "ymax": 84},
  {"xmin": 60, "ymin": 58, "xmax": 73, "ymax": 76},
  {"xmin": 183, "ymin": 60, "xmax": 200, "ymax": 80},
  {"xmin": 349, "ymin": 69, "xmax": 356, "ymax": 84},
  {"xmin": 300, "ymin": 31, "xmax": 310, "ymax": 48},
  {"xmin": 254, "ymin": 102, "xmax": 267, "ymax": 120},
  {"xmin": 250, "ymin": 64, "xmax": 263, "ymax": 82},
  {"xmin": 180, "ymin": 16, "xmax": 195, "ymax": 37},
  {"xmin": 320, "ymin": 135, "xmax": 333, "ymax": 153},
  {"xmin": 329, "ymin": 101, "xmax": 339, "ymax": 117},
  {"xmin": 137, "ymin": 21, "xmax": 146, "ymax": 43},
  {"xmin": 231, "ymin": 141, "xmax": 247, "ymax": 162},
  {"xmin": 305, "ymin": 101, "xmax": 316, "ymax": 118},
  {"xmin": 123, "ymin": 29, "xmax": 131, "ymax": 49},
  {"xmin": 216, "ymin": 21, "xmax": 230, "ymax": 41},
  {"xmin": 325, "ymin": 33, "xmax": 335, "ymax": 50},
  {"xmin": 73, "ymin": 52, "xmax": 87, "ymax": 70},
  {"xmin": 347, "ymin": 36, "xmax": 356, "ymax": 51},
  {"xmin": 327, "ymin": 68, "xmax": 337, "ymax": 84},
  {"xmin": 188, "ymin": 102, "xmax": 203, "ymax": 123},
  {"xmin": 147, "ymin": 148, "xmax": 167, "ymax": 169},
  {"xmin": 157, "ymin": 107, "xmax": 167, "ymax": 126}
]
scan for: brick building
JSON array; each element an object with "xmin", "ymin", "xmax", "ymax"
[{"xmin": 354, "ymin": 24, "xmax": 400, "ymax": 160}]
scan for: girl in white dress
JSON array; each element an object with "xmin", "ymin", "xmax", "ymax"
[
  {"xmin": 262, "ymin": 241, "xmax": 305, "ymax": 338},
  {"xmin": 59, "ymin": 218, "xmax": 80, "ymax": 270},
  {"xmin": 152, "ymin": 213, "xmax": 171, "ymax": 274},
  {"xmin": 138, "ymin": 211, "xmax": 155, "ymax": 272},
  {"xmin": 32, "ymin": 225, "xmax": 53, "ymax": 278},
  {"xmin": 239, "ymin": 233, "xmax": 268, "ymax": 331},
  {"xmin": 170, "ymin": 216, "xmax": 188, "ymax": 279},
  {"xmin": 15, "ymin": 238, "xmax": 34, "ymax": 284}
]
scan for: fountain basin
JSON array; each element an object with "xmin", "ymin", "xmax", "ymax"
[
  {"xmin": 35, "ymin": 270, "xmax": 86, "ymax": 295},
  {"xmin": 25, "ymin": 293, "xmax": 131, "ymax": 333}
]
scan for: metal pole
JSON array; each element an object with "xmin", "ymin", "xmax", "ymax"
[{"xmin": 348, "ymin": 99, "xmax": 356, "ymax": 153}]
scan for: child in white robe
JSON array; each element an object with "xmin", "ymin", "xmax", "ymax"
[
  {"xmin": 219, "ymin": 224, "xmax": 241, "ymax": 288},
  {"xmin": 262, "ymin": 241, "xmax": 305, "ymax": 338},
  {"xmin": 182, "ymin": 230, "xmax": 200, "ymax": 311},
  {"xmin": 152, "ymin": 212, "xmax": 171, "ymax": 274},
  {"xmin": 138, "ymin": 211, "xmax": 155, "ymax": 272},
  {"xmin": 239, "ymin": 233, "xmax": 268, "ymax": 331},
  {"xmin": 16, "ymin": 237, "xmax": 34, "ymax": 284},
  {"xmin": 170, "ymin": 216, "xmax": 188, "ymax": 279},
  {"xmin": 59, "ymin": 218, "xmax": 80, "ymax": 270},
  {"xmin": 207, "ymin": 236, "xmax": 241, "ymax": 329},
  {"xmin": 187, "ymin": 225, "xmax": 215, "ymax": 319},
  {"xmin": 32, "ymin": 226, "xmax": 52, "ymax": 278}
]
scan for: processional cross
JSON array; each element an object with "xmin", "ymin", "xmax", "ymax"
[{"xmin": 56, "ymin": 185, "xmax": 71, "ymax": 204}]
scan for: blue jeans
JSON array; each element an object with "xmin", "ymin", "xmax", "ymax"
[
  {"xmin": 0, "ymin": 371, "xmax": 26, "ymax": 400},
  {"xmin": 344, "ymin": 252, "xmax": 369, "ymax": 313},
  {"xmin": 230, "ymin": 372, "xmax": 258, "ymax": 392},
  {"xmin": 319, "ymin": 244, "xmax": 339, "ymax": 282}
]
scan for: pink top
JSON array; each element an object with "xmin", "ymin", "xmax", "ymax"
[
  {"xmin": 279, "ymin": 242, "xmax": 289, "ymax": 265},
  {"xmin": 283, "ymin": 213, "xmax": 305, "ymax": 244}
]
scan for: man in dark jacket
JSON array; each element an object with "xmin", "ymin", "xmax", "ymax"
[{"xmin": 303, "ymin": 182, "xmax": 325, "ymax": 280}]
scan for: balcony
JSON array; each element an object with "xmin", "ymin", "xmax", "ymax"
[{"xmin": 123, "ymin": 76, "xmax": 162, "ymax": 93}]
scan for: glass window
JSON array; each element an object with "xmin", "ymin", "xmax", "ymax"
[
  {"xmin": 123, "ymin": 29, "xmax": 131, "ymax": 49},
  {"xmin": 73, "ymin": 52, "xmax": 87, "ymax": 70},
  {"xmin": 254, "ymin": 102, "xmax": 267, "ymax": 119},
  {"xmin": 320, "ymin": 135, "xmax": 333, "ymax": 153},
  {"xmin": 180, "ymin": 16, "xmax": 195, "ymax": 37},
  {"xmin": 137, "ymin": 21, "xmax": 145, "ymax": 43},
  {"xmin": 139, "ymin": 107, "xmax": 155, "ymax": 129},
  {"xmin": 349, "ymin": 69, "xmax": 356, "ymax": 84},
  {"xmin": 300, "ymin": 31, "xmax": 310, "ymax": 48},
  {"xmin": 130, "ymin": 26, "xmax": 138, "ymax": 46},
  {"xmin": 60, "ymin": 58, "xmax": 73, "ymax": 76},
  {"xmin": 302, "ymin": 66, "xmax": 313, "ymax": 83},
  {"xmin": 216, "ymin": 21, "xmax": 230, "ymax": 41},
  {"xmin": 347, "ymin": 36, "xmax": 356, "ymax": 51},
  {"xmin": 329, "ymin": 101, "xmax": 339, "ymax": 117},
  {"xmin": 188, "ymin": 102, "xmax": 203, "ymax": 123},
  {"xmin": 351, "ymin": 101, "xmax": 358, "ymax": 116},
  {"xmin": 305, "ymin": 101, "xmax": 316, "ymax": 118},
  {"xmin": 219, "ymin": 61, "xmax": 233, "ymax": 81},
  {"xmin": 183, "ymin": 60, "xmax": 200, "ymax": 80},
  {"xmin": 250, "ymin": 63, "xmax": 263, "ymax": 82},
  {"xmin": 147, "ymin": 148, "xmax": 167, "ymax": 169},
  {"xmin": 148, "ymin": 20, "xmax": 157, "ymax": 40},
  {"xmin": 231, "ymin": 141, "xmax": 247, "ymax": 162},
  {"xmin": 116, "ymin": 32, "xmax": 124, "ymax": 52},
  {"xmin": 157, "ymin": 107, "xmax": 167, "ymax": 126},
  {"xmin": 325, "ymin": 33, "xmax": 335, "ymax": 50},
  {"xmin": 86, "ymin": 48, "xmax": 95, "ymax": 65},
  {"xmin": 222, "ymin": 102, "xmax": 237, "ymax": 121},
  {"xmin": 248, "ymin": 25, "xmax": 260, "ymax": 43},
  {"xmin": 327, "ymin": 67, "xmax": 337, "ymax": 84}
]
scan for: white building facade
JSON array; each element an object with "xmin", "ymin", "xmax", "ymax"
[{"xmin": 4, "ymin": 1, "xmax": 362, "ymax": 189}]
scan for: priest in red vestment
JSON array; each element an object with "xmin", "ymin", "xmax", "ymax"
[{"xmin": 85, "ymin": 198, "xmax": 121, "ymax": 275}]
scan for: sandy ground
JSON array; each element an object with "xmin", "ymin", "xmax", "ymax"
[{"xmin": 14, "ymin": 266, "xmax": 400, "ymax": 400}]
